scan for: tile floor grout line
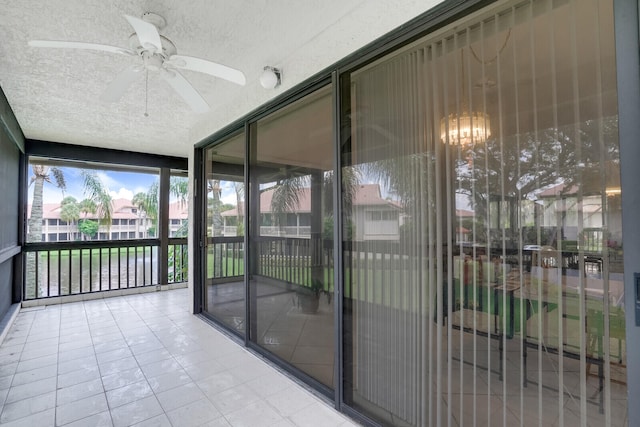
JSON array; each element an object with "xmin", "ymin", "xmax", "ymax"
[
  {"xmin": 0, "ymin": 310, "xmax": 31, "ymax": 424},
  {"xmin": 129, "ymin": 296, "xmax": 178, "ymax": 427},
  {"xmin": 54, "ymin": 303, "xmax": 62, "ymax": 426},
  {"xmin": 86, "ymin": 297, "xmax": 115, "ymax": 427}
]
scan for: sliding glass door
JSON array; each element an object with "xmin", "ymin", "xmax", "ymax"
[
  {"xmin": 203, "ymin": 132, "xmax": 246, "ymax": 334},
  {"xmin": 341, "ymin": 0, "xmax": 626, "ymax": 425},
  {"xmin": 248, "ymin": 86, "xmax": 336, "ymax": 389}
]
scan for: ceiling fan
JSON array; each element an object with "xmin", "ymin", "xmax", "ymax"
[{"xmin": 28, "ymin": 12, "xmax": 246, "ymax": 114}]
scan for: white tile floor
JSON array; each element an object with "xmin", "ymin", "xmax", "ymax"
[{"xmin": 0, "ymin": 289, "xmax": 359, "ymax": 427}]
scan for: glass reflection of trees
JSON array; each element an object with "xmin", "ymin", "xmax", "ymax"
[{"xmin": 456, "ymin": 116, "xmax": 619, "ymax": 249}]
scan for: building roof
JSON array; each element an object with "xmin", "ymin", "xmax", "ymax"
[
  {"xmin": 28, "ymin": 199, "xmax": 188, "ymax": 221},
  {"xmin": 221, "ymin": 184, "xmax": 400, "ymax": 217},
  {"xmin": 169, "ymin": 201, "xmax": 189, "ymax": 220},
  {"xmin": 537, "ymin": 183, "xmax": 579, "ymax": 198},
  {"xmin": 456, "ymin": 209, "xmax": 475, "ymax": 218}
]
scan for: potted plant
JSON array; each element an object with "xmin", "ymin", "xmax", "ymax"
[{"xmin": 296, "ymin": 278, "xmax": 324, "ymax": 314}]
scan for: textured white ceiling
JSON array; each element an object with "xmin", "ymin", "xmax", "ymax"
[{"xmin": 0, "ymin": 0, "xmax": 442, "ymax": 157}]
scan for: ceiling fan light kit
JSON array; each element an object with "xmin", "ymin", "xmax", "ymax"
[{"xmin": 28, "ymin": 12, "xmax": 246, "ymax": 114}]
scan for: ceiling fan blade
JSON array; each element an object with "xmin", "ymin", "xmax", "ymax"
[
  {"xmin": 168, "ymin": 55, "xmax": 246, "ymax": 86},
  {"xmin": 161, "ymin": 69, "xmax": 210, "ymax": 113},
  {"xmin": 28, "ymin": 40, "xmax": 134, "ymax": 55},
  {"xmin": 100, "ymin": 65, "xmax": 143, "ymax": 102},
  {"xmin": 124, "ymin": 15, "xmax": 162, "ymax": 52}
]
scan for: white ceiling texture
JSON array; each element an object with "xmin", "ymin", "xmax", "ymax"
[{"xmin": 0, "ymin": 0, "xmax": 442, "ymax": 158}]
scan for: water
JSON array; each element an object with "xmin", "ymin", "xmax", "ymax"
[{"xmin": 25, "ymin": 248, "xmax": 159, "ymax": 299}]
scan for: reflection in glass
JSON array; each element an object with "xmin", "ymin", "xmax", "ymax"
[
  {"xmin": 204, "ymin": 132, "xmax": 246, "ymax": 333},
  {"xmin": 342, "ymin": 0, "xmax": 625, "ymax": 425},
  {"xmin": 249, "ymin": 86, "xmax": 335, "ymax": 388}
]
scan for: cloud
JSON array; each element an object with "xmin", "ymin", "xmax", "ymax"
[
  {"xmin": 133, "ymin": 186, "xmax": 148, "ymax": 196},
  {"xmin": 220, "ymin": 192, "xmax": 237, "ymax": 205},
  {"xmin": 109, "ymin": 188, "xmax": 134, "ymax": 200},
  {"xmin": 96, "ymin": 171, "xmax": 121, "ymax": 191}
]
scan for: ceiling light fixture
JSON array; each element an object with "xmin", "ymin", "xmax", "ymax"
[
  {"xmin": 440, "ymin": 48, "xmax": 491, "ymax": 146},
  {"xmin": 441, "ymin": 111, "xmax": 491, "ymax": 146},
  {"xmin": 605, "ymin": 187, "xmax": 621, "ymax": 196},
  {"xmin": 260, "ymin": 66, "xmax": 281, "ymax": 89},
  {"xmin": 440, "ymin": 29, "xmax": 511, "ymax": 147}
]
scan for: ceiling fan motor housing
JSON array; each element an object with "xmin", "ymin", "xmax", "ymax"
[
  {"xmin": 128, "ymin": 34, "xmax": 177, "ymax": 59},
  {"xmin": 141, "ymin": 12, "xmax": 166, "ymax": 29}
]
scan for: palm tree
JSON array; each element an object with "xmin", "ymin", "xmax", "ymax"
[
  {"xmin": 132, "ymin": 176, "xmax": 189, "ymax": 239},
  {"xmin": 80, "ymin": 170, "xmax": 113, "ymax": 228},
  {"xmin": 170, "ymin": 176, "xmax": 188, "ymax": 206},
  {"xmin": 268, "ymin": 168, "xmax": 361, "ymax": 305},
  {"xmin": 144, "ymin": 181, "xmax": 159, "ymax": 236},
  {"xmin": 270, "ymin": 168, "xmax": 360, "ymax": 235},
  {"xmin": 78, "ymin": 198, "xmax": 97, "ymax": 218},
  {"xmin": 60, "ymin": 196, "xmax": 80, "ymax": 241},
  {"xmin": 25, "ymin": 165, "xmax": 66, "ymax": 297},
  {"xmin": 207, "ymin": 179, "xmax": 223, "ymax": 277},
  {"xmin": 233, "ymin": 182, "xmax": 244, "ymax": 236},
  {"xmin": 207, "ymin": 179, "xmax": 223, "ymax": 236},
  {"xmin": 27, "ymin": 165, "xmax": 66, "ymax": 243},
  {"xmin": 132, "ymin": 192, "xmax": 149, "ymax": 238},
  {"xmin": 270, "ymin": 175, "xmax": 306, "ymax": 231}
]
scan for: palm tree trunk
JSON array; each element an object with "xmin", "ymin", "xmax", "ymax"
[
  {"xmin": 26, "ymin": 175, "xmax": 45, "ymax": 298},
  {"xmin": 28, "ymin": 176, "xmax": 44, "ymax": 243},
  {"xmin": 310, "ymin": 172, "xmax": 324, "ymax": 292},
  {"xmin": 211, "ymin": 180, "xmax": 223, "ymax": 277}
]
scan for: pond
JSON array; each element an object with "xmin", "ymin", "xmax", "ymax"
[{"xmin": 24, "ymin": 247, "xmax": 159, "ymax": 299}]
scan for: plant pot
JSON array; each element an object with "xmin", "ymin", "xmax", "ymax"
[{"xmin": 296, "ymin": 291, "xmax": 320, "ymax": 314}]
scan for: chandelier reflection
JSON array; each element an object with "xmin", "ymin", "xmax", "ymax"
[{"xmin": 440, "ymin": 110, "xmax": 491, "ymax": 146}]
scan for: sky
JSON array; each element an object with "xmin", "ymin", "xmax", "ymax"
[
  {"xmin": 218, "ymin": 181, "xmax": 240, "ymax": 205},
  {"xmin": 29, "ymin": 166, "xmax": 164, "ymax": 205}
]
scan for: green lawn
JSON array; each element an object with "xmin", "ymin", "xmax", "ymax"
[{"xmin": 40, "ymin": 246, "xmax": 153, "ymax": 258}]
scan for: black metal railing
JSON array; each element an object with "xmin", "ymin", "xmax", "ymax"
[
  {"xmin": 256, "ymin": 236, "xmax": 333, "ymax": 292},
  {"xmin": 206, "ymin": 236, "xmax": 334, "ymax": 291},
  {"xmin": 23, "ymin": 238, "xmax": 188, "ymax": 301},
  {"xmin": 168, "ymin": 238, "xmax": 188, "ymax": 284},
  {"xmin": 207, "ymin": 237, "xmax": 244, "ymax": 280}
]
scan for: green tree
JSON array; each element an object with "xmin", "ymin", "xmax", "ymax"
[
  {"xmin": 166, "ymin": 176, "xmax": 190, "ymax": 282},
  {"xmin": 133, "ymin": 191, "xmax": 152, "ymax": 238},
  {"xmin": 78, "ymin": 219, "xmax": 99, "ymax": 240},
  {"xmin": 145, "ymin": 181, "xmax": 159, "ymax": 237},
  {"xmin": 60, "ymin": 196, "xmax": 80, "ymax": 241},
  {"xmin": 80, "ymin": 170, "xmax": 113, "ymax": 227},
  {"xmin": 79, "ymin": 198, "xmax": 96, "ymax": 217},
  {"xmin": 270, "ymin": 168, "xmax": 361, "ymax": 233},
  {"xmin": 170, "ymin": 176, "xmax": 189, "ymax": 205},
  {"xmin": 132, "ymin": 176, "xmax": 188, "ymax": 239}
]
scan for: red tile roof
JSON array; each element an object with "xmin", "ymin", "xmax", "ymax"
[
  {"xmin": 28, "ymin": 199, "xmax": 188, "ymax": 220},
  {"xmin": 221, "ymin": 184, "xmax": 400, "ymax": 217},
  {"xmin": 456, "ymin": 209, "xmax": 475, "ymax": 217}
]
